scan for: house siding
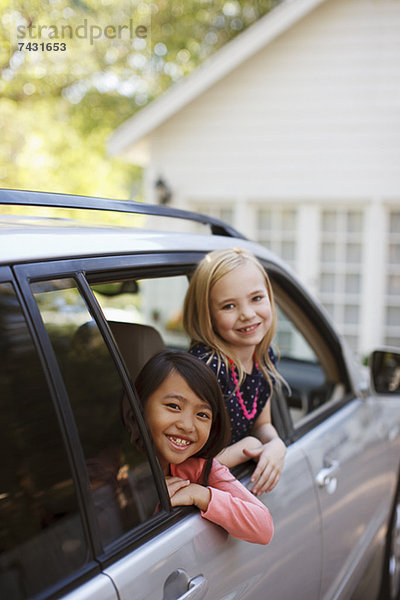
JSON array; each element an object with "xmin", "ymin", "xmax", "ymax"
[{"xmin": 148, "ymin": 0, "xmax": 400, "ymax": 201}]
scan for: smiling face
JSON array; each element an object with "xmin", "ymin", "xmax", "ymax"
[
  {"xmin": 209, "ymin": 261, "xmax": 272, "ymax": 363},
  {"xmin": 144, "ymin": 370, "xmax": 213, "ymax": 474}
]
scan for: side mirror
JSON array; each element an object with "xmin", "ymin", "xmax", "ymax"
[{"xmin": 370, "ymin": 349, "xmax": 400, "ymax": 395}]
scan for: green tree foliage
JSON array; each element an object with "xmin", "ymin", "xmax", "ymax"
[{"xmin": 0, "ymin": 0, "xmax": 279, "ymax": 199}]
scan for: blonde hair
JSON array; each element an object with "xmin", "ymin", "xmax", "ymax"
[{"xmin": 183, "ymin": 247, "xmax": 281, "ymax": 390}]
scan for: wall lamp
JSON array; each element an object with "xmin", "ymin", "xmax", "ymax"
[{"xmin": 154, "ymin": 177, "xmax": 172, "ymax": 205}]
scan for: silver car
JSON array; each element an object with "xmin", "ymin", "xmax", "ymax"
[{"xmin": 0, "ymin": 189, "xmax": 399, "ymax": 600}]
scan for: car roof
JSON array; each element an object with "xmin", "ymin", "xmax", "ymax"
[
  {"xmin": 0, "ymin": 192, "xmax": 288, "ymax": 271},
  {"xmin": 0, "ymin": 220, "xmax": 274, "ymax": 266}
]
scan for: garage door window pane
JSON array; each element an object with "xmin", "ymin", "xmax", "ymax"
[
  {"xmin": 344, "ymin": 305, "xmax": 359, "ymax": 325},
  {"xmin": 389, "ymin": 212, "xmax": 400, "ymax": 234},
  {"xmin": 387, "ymin": 307, "xmax": 400, "ymax": 327},
  {"xmin": 259, "ymin": 210, "xmax": 272, "ymax": 230},
  {"xmin": 345, "ymin": 274, "xmax": 361, "ymax": 294},
  {"xmin": 389, "ymin": 243, "xmax": 400, "ymax": 265},
  {"xmin": 281, "ymin": 241, "xmax": 295, "ymax": 262},
  {"xmin": 322, "ymin": 212, "xmax": 337, "ymax": 232},
  {"xmin": 347, "ymin": 211, "xmax": 363, "ymax": 233},
  {"xmin": 0, "ymin": 283, "xmax": 87, "ymax": 598},
  {"xmin": 282, "ymin": 210, "xmax": 296, "ymax": 231},
  {"xmin": 321, "ymin": 243, "xmax": 336, "ymax": 263},
  {"xmin": 321, "ymin": 273, "xmax": 336, "ymax": 293},
  {"xmin": 389, "ymin": 276, "xmax": 400, "ymax": 296},
  {"xmin": 346, "ymin": 243, "xmax": 362, "ymax": 264}
]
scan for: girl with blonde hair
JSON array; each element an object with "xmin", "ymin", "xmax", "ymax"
[{"xmin": 183, "ymin": 247, "xmax": 286, "ymax": 495}]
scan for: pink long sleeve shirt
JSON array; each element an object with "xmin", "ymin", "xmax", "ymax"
[{"xmin": 170, "ymin": 458, "xmax": 274, "ymax": 545}]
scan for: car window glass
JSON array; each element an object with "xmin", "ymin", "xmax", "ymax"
[
  {"xmin": 0, "ymin": 282, "xmax": 88, "ymax": 599},
  {"xmin": 274, "ymin": 303, "xmax": 340, "ymax": 425},
  {"xmin": 32, "ymin": 279, "xmax": 160, "ymax": 548},
  {"xmin": 92, "ymin": 274, "xmax": 190, "ymax": 350},
  {"xmin": 275, "ymin": 305, "xmax": 318, "ymax": 362}
]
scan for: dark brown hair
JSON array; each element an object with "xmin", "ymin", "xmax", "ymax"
[{"xmin": 135, "ymin": 351, "xmax": 231, "ymax": 483}]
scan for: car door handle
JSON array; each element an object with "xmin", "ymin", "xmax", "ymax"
[
  {"xmin": 163, "ymin": 569, "xmax": 208, "ymax": 600},
  {"xmin": 316, "ymin": 459, "xmax": 339, "ymax": 492},
  {"xmin": 177, "ymin": 575, "xmax": 208, "ymax": 600}
]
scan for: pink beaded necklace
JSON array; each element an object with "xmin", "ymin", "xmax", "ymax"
[{"xmin": 229, "ymin": 358, "xmax": 260, "ymax": 420}]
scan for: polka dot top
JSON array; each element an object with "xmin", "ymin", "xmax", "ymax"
[{"xmin": 189, "ymin": 342, "xmax": 276, "ymax": 444}]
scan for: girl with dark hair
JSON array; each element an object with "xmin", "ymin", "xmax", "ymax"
[{"xmin": 133, "ymin": 351, "xmax": 274, "ymax": 545}]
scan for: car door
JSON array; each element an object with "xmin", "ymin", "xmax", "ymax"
[
  {"xmin": 13, "ymin": 254, "xmax": 325, "ymax": 600},
  {"xmin": 20, "ymin": 259, "xmax": 323, "ymax": 600},
  {"xmin": 104, "ymin": 439, "xmax": 321, "ymax": 600},
  {"xmin": 272, "ymin": 274, "xmax": 394, "ymax": 600}
]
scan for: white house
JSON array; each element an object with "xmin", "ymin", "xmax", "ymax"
[{"xmin": 108, "ymin": 0, "xmax": 400, "ymax": 358}]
